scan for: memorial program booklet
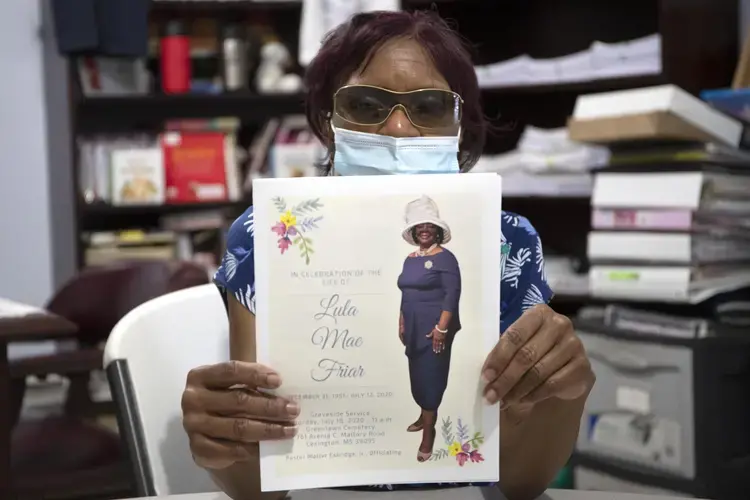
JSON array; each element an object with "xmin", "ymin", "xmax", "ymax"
[{"xmin": 253, "ymin": 173, "xmax": 502, "ymax": 491}]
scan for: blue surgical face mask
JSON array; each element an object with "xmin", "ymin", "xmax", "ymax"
[{"xmin": 331, "ymin": 126, "xmax": 460, "ymax": 176}]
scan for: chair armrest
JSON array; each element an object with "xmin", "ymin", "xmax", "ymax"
[
  {"xmin": 0, "ymin": 312, "xmax": 77, "ymax": 344},
  {"xmin": 9, "ymin": 348, "xmax": 103, "ymax": 379}
]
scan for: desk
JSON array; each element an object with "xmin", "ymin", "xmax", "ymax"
[
  {"xmin": 120, "ymin": 486, "xmax": 702, "ymax": 500},
  {"xmin": 0, "ymin": 298, "xmax": 78, "ymax": 500}
]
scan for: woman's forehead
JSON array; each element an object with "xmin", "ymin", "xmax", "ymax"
[{"xmin": 345, "ymin": 38, "xmax": 450, "ymax": 92}]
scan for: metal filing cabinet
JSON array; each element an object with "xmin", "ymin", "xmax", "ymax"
[
  {"xmin": 576, "ymin": 331, "xmax": 695, "ymax": 478},
  {"xmin": 572, "ymin": 320, "xmax": 750, "ymax": 500}
]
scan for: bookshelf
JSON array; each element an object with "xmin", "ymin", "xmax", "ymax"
[{"xmin": 57, "ymin": 0, "xmax": 745, "ymax": 496}]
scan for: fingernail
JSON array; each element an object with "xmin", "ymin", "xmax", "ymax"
[
  {"xmin": 482, "ymin": 369, "xmax": 496, "ymax": 384},
  {"xmin": 284, "ymin": 426, "xmax": 298, "ymax": 437},
  {"xmin": 266, "ymin": 374, "xmax": 281, "ymax": 388},
  {"xmin": 286, "ymin": 402, "xmax": 300, "ymax": 417},
  {"xmin": 485, "ymin": 389, "xmax": 498, "ymax": 405}
]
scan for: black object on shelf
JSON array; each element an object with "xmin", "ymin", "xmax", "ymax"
[
  {"xmin": 76, "ymin": 92, "xmax": 305, "ymax": 133},
  {"xmin": 79, "ymin": 201, "xmax": 249, "ymax": 232}
]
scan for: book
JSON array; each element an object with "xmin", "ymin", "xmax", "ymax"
[
  {"xmin": 110, "ymin": 148, "xmax": 165, "ymax": 206},
  {"xmin": 591, "ymin": 208, "xmax": 750, "ymax": 234},
  {"xmin": 589, "ymin": 264, "xmax": 750, "ymax": 304},
  {"xmin": 161, "ymin": 131, "xmax": 237, "ymax": 203},
  {"xmin": 252, "ymin": 174, "xmax": 502, "ymax": 491},
  {"xmin": 701, "ymin": 87, "xmax": 750, "ymax": 122},
  {"xmin": 568, "ymin": 84, "xmax": 749, "ymax": 148},
  {"xmin": 587, "ymin": 231, "xmax": 750, "ymax": 265},
  {"xmin": 592, "ymin": 171, "xmax": 750, "ymax": 212}
]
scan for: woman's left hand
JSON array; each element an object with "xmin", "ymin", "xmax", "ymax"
[
  {"xmin": 426, "ymin": 327, "xmax": 446, "ymax": 354},
  {"xmin": 481, "ymin": 304, "xmax": 594, "ymax": 408}
]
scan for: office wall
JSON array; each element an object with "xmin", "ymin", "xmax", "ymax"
[
  {"xmin": 0, "ymin": 0, "xmax": 75, "ymax": 358},
  {"xmin": 0, "ymin": 0, "xmax": 75, "ymax": 309}
]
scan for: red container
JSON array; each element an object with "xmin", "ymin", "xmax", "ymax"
[{"xmin": 160, "ymin": 20, "xmax": 191, "ymax": 94}]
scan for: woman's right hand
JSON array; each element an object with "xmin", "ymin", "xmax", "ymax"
[
  {"xmin": 399, "ymin": 317, "xmax": 405, "ymax": 345},
  {"xmin": 182, "ymin": 361, "xmax": 299, "ymax": 470}
]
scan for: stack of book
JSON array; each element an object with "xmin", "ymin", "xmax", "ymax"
[{"xmin": 568, "ymin": 84, "xmax": 750, "ymax": 304}]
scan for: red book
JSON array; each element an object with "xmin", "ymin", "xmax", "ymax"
[{"xmin": 161, "ymin": 132, "xmax": 228, "ymax": 203}]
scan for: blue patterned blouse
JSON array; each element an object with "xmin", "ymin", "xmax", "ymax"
[{"xmin": 213, "ymin": 205, "xmax": 554, "ymax": 491}]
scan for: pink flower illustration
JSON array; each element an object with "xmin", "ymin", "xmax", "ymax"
[
  {"xmin": 278, "ymin": 237, "xmax": 291, "ymax": 254},
  {"xmin": 432, "ymin": 417, "xmax": 485, "ymax": 466},
  {"xmin": 270, "ymin": 198, "xmax": 324, "ymax": 265},
  {"xmin": 469, "ymin": 450, "xmax": 484, "ymax": 463}
]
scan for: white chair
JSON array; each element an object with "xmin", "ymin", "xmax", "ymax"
[{"xmin": 104, "ymin": 283, "xmax": 228, "ymax": 497}]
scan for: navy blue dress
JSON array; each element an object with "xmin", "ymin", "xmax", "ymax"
[
  {"xmin": 213, "ymin": 206, "xmax": 554, "ymax": 491},
  {"xmin": 398, "ymin": 249, "xmax": 461, "ymax": 411}
]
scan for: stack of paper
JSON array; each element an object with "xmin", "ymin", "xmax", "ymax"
[
  {"xmin": 588, "ymin": 169, "xmax": 750, "ymax": 304},
  {"xmin": 471, "ymin": 126, "xmax": 608, "ymax": 197},
  {"xmin": 475, "ymin": 34, "xmax": 661, "ymax": 89},
  {"xmin": 566, "ymin": 84, "xmax": 750, "ymax": 304}
]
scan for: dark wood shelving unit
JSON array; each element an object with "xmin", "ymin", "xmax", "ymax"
[
  {"xmin": 76, "ymin": 92, "xmax": 305, "ymax": 133},
  {"xmin": 68, "ymin": 0, "xmax": 740, "ymax": 281},
  {"xmin": 79, "ymin": 201, "xmax": 249, "ymax": 233},
  {"xmin": 62, "ymin": 0, "xmax": 750, "ymax": 497}
]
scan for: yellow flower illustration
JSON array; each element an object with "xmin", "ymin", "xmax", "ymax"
[
  {"xmin": 280, "ymin": 210, "xmax": 297, "ymax": 228},
  {"xmin": 448, "ymin": 441, "xmax": 462, "ymax": 457}
]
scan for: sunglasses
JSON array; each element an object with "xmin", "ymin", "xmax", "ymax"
[{"xmin": 333, "ymin": 85, "xmax": 463, "ymax": 129}]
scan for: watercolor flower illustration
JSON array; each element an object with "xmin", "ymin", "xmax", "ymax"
[
  {"xmin": 271, "ymin": 197, "xmax": 324, "ymax": 265},
  {"xmin": 429, "ymin": 417, "xmax": 485, "ymax": 466}
]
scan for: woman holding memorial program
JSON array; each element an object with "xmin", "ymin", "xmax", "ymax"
[
  {"xmin": 181, "ymin": 9, "xmax": 595, "ymax": 500},
  {"xmin": 397, "ymin": 195, "xmax": 461, "ymax": 462}
]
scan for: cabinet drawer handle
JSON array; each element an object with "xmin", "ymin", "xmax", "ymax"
[{"xmin": 588, "ymin": 350, "xmax": 679, "ymax": 373}]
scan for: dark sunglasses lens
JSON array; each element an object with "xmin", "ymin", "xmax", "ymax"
[
  {"xmin": 405, "ymin": 90, "xmax": 461, "ymax": 128},
  {"xmin": 335, "ymin": 87, "xmax": 394, "ymax": 125}
]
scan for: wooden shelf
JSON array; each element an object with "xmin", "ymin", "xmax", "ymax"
[
  {"xmin": 75, "ymin": 74, "xmax": 662, "ymax": 133},
  {"xmin": 150, "ymin": 0, "xmax": 302, "ymax": 14},
  {"xmin": 79, "ymin": 201, "xmax": 248, "ymax": 232},
  {"xmin": 480, "ymin": 74, "xmax": 667, "ymax": 96},
  {"xmin": 76, "ymin": 92, "xmax": 305, "ymax": 133},
  {"xmin": 150, "ymin": 0, "xmax": 464, "ymax": 12}
]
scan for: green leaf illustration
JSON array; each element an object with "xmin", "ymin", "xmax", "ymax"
[
  {"xmin": 469, "ymin": 431, "xmax": 484, "ymax": 449},
  {"xmin": 291, "ymin": 198, "xmax": 323, "ymax": 216},
  {"xmin": 440, "ymin": 417, "xmax": 454, "ymax": 445},
  {"xmin": 272, "ymin": 197, "xmax": 286, "ymax": 212},
  {"xmin": 295, "ymin": 234, "xmax": 314, "ymax": 266}
]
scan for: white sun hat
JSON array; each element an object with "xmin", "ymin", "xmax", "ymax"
[{"xmin": 401, "ymin": 195, "xmax": 452, "ymax": 246}]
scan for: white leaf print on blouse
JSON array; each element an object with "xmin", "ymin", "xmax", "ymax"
[
  {"xmin": 243, "ymin": 210, "xmax": 255, "ymax": 235},
  {"xmin": 502, "ymin": 247, "xmax": 531, "ymax": 289},
  {"xmin": 535, "ymin": 235, "xmax": 546, "ymax": 281},
  {"xmin": 223, "ymin": 251, "xmax": 239, "ymax": 282},
  {"xmin": 234, "ymin": 284, "xmax": 256, "ymax": 314},
  {"xmin": 522, "ymin": 284, "xmax": 545, "ymax": 311},
  {"xmin": 503, "ymin": 212, "xmax": 519, "ymax": 227}
]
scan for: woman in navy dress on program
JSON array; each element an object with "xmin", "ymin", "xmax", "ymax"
[{"xmin": 397, "ymin": 195, "xmax": 461, "ymax": 463}]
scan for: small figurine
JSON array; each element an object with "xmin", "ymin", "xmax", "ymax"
[{"xmin": 256, "ymin": 40, "xmax": 303, "ymax": 94}]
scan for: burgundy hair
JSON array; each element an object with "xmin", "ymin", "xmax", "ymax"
[{"xmin": 304, "ymin": 10, "xmax": 486, "ymax": 173}]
